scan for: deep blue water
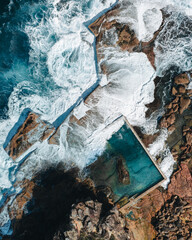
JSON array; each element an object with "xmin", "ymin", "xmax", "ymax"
[{"xmin": 0, "ymin": 0, "xmax": 59, "ymax": 119}]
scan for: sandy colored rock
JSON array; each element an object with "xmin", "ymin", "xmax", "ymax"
[
  {"xmin": 166, "ymin": 102, "xmax": 173, "ymax": 109},
  {"xmin": 174, "ymin": 73, "xmax": 190, "ymax": 85},
  {"xmin": 180, "ymin": 97, "xmax": 191, "ymax": 114},
  {"xmin": 167, "ymin": 163, "xmax": 192, "ymax": 199},
  {"xmin": 167, "ymin": 113, "xmax": 176, "ymax": 125},
  {"xmin": 172, "ymin": 86, "xmax": 177, "ymax": 95}
]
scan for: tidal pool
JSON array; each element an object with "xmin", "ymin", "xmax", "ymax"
[{"xmin": 89, "ymin": 121, "xmax": 164, "ymax": 204}]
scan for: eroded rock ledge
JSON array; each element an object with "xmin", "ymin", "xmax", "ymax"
[{"xmin": 4, "ymin": 111, "xmax": 55, "ymax": 160}]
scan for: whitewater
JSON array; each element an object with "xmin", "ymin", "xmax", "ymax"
[{"xmin": 0, "ymin": 0, "xmax": 192, "ymax": 235}]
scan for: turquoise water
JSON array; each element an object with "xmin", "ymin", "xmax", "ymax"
[
  {"xmin": 89, "ymin": 123, "xmax": 164, "ymax": 203},
  {"xmin": 109, "ymin": 123, "xmax": 163, "ymax": 201}
]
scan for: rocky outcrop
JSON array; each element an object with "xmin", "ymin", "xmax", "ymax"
[
  {"xmin": 121, "ymin": 163, "xmax": 192, "ymax": 240},
  {"xmin": 89, "ymin": 3, "xmax": 164, "ymax": 69},
  {"xmin": 152, "ymin": 195, "xmax": 192, "ymax": 240},
  {"xmin": 117, "ymin": 156, "xmax": 130, "ymax": 185},
  {"xmin": 4, "ymin": 112, "xmax": 55, "ymax": 160},
  {"xmin": 4, "ymin": 166, "xmax": 131, "ymax": 240},
  {"xmin": 133, "ymin": 126, "xmax": 160, "ymax": 148},
  {"xmin": 160, "ymin": 72, "xmax": 191, "ymax": 132},
  {"xmin": 54, "ymin": 201, "xmax": 130, "ymax": 240},
  {"xmin": 5, "ymin": 167, "xmax": 101, "ymax": 240},
  {"xmin": 174, "ymin": 73, "xmax": 190, "ymax": 85}
]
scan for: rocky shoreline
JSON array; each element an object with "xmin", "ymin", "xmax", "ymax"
[{"xmin": 1, "ymin": 1, "xmax": 192, "ymax": 240}]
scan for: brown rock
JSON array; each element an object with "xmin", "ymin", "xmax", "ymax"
[
  {"xmin": 172, "ymin": 96, "xmax": 180, "ymax": 103},
  {"xmin": 122, "ymin": 163, "xmax": 192, "ymax": 240},
  {"xmin": 64, "ymin": 200, "xmax": 130, "ymax": 240},
  {"xmin": 4, "ymin": 112, "xmax": 55, "ymax": 160},
  {"xmin": 160, "ymin": 117, "xmax": 169, "ymax": 128},
  {"xmin": 168, "ymin": 125, "xmax": 176, "ymax": 132},
  {"xmin": 172, "ymin": 86, "xmax": 177, "ymax": 95},
  {"xmin": 174, "ymin": 73, "xmax": 190, "ymax": 85},
  {"xmin": 166, "ymin": 102, "xmax": 173, "ymax": 109},
  {"xmin": 166, "ymin": 108, "xmax": 174, "ymax": 115},
  {"xmin": 187, "ymin": 89, "xmax": 192, "ymax": 96},
  {"xmin": 117, "ymin": 156, "xmax": 130, "ymax": 185},
  {"xmin": 172, "ymin": 103, "xmax": 179, "ymax": 112},
  {"xmin": 48, "ymin": 128, "xmax": 60, "ymax": 145},
  {"xmin": 167, "ymin": 163, "xmax": 192, "ymax": 199},
  {"xmin": 180, "ymin": 97, "xmax": 191, "ymax": 114},
  {"xmin": 178, "ymin": 85, "xmax": 186, "ymax": 94},
  {"xmin": 8, "ymin": 179, "xmax": 35, "ymax": 220},
  {"xmin": 167, "ymin": 113, "xmax": 176, "ymax": 126},
  {"xmin": 183, "ymin": 126, "xmax": 190, "ymax": 132},
  {"xmin": 117, "ymin": 25, "xmax": 140, "ymax": 52},
  {"xmin": 186, "ymin": 132, "xmax": 192, "ymax": 145},
  {"xmin": 133, "ymin": 126, "xmax": 160, "ymax": 148}
]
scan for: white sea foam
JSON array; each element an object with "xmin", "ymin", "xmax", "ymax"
[
  {"xmin": 154, "ymin": 8, "xmax": 192, "ymax": 76},
  {"xmin": 0, "ymin": 0, "xmax": 192, "ymax": 234},
  {"xmin": 148, "ymin": 129, "xmax": 168, "ymax": 157},
  {"xmin": 148, "ymin": 130, "xmax": 176, "ymax": 188},
  {"xmin": 55, "ymin": 51, "xmax": 156, "ymax": 168},
  {"xmin": 159, "ymin": 150, "xmax": 175, "ymax": 188}
]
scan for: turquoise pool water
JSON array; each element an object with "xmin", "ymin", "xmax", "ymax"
[{"xmin": 89, "ymin": 123, "xmax": 164, "ymax": 203}]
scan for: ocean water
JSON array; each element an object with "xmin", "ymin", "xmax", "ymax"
[
  {"xmin": 0, "ymin": 0, "xmax": 192, "ymax": 236},
  {"xmin": 89, "ymin": 122, "xmax": 164, "ymax": 202}
]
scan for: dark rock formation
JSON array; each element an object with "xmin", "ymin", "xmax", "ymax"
[
  {"xmin": 152, "ymin": 196, "xmax": 192, "ymax": 240},
  {"xmin": 54, "ymin": 200, "xmax": 130, "ymax": 240},
  {"xmin": 160, "ymin": 72, "xmax": 191, "ymax": 132},
  {"xmin": 117, "ymin": 156, "xmax": 130, "ymax": 185},
  {"xmin": 5, "ymin": 167, "xmax": 100, "ymax": 240},
  {"xmin": 2, "ymin": 165, "xmax": 131, "ymax": 240}
]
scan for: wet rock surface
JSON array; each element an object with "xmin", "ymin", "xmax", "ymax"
[
  {"xmin": 159, "ymin": 72, "xmax": 191, "ymax": 132},
  {"xmin": 89, "ymin": 3, "xmax": 164, "ymax": 69},
  {"xmin": 4, "ymin": 111, "xmax": 55, "ymax": 160},
  {"xmin": 117, "ymin": 156, "xmax": 130, "ymax": 185}
]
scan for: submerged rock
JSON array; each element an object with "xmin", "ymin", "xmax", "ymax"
[
  {"xmin": 117, "ymin": 156, "xmax": 130, "ymax": 185},
  {"xmin": 4, "ymin": 111, "xmax": 55, "ymax": 160}
]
